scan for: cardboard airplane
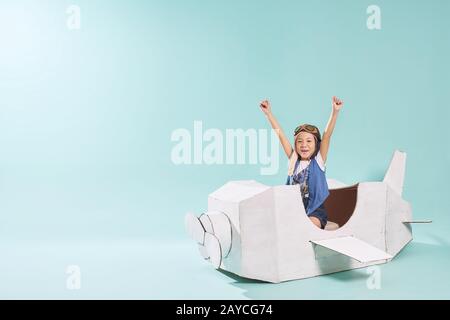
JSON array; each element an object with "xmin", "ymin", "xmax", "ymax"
[{"xmin": 185, "ymin": 150, "xmax": 431, "ymax": 283}]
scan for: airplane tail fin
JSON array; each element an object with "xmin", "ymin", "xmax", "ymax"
[{"xmin": 383, "ymin": 150, "xmax": 406, "ymax": 196}]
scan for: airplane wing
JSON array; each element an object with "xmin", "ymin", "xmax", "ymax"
[
  {"xmin": 310, "ymin": 236, "xmax": 393, "ymax": 263},
  {"xmin": 403, "ymin": 220, "xmax": 432, "ymax": 223}
]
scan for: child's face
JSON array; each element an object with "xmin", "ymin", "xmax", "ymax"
[{"xmin": 295, "ymin": 132, "xmax": 316, "ymax": 160}]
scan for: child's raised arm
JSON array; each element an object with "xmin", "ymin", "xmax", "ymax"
[
  {"xmin": 320, "ymin": 96, "xmax": 344, "ymax": 163},
  {"xmin": 259, "ymin": 99, "xmax": 293, "ymax": 158}
]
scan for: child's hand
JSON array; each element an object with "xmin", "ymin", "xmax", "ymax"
[
  {"xmin": 260, "ymin": 99, "xmax": 272, "ymax": 115},
  {"xmin": 332, "ymin": 96, "xmax": 344, "ymax": 112}
]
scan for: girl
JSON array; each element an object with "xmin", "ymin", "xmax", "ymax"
[{"xmin": 260, "ymin": 96, "xmax": 343, "ymax": 229}]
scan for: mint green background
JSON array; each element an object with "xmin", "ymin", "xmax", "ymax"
[{"xmin": 0, "ymin": 0, "xmax": 449, "ymax": 299}]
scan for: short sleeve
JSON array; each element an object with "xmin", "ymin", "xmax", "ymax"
[{"xmin": 315, "ymin": 152, "xmax": 326, "ymax": 172}]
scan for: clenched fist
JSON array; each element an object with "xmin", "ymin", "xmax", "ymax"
[
  {"xmin": 332, "ymin": 96, "xmax": 344, "ymax": 112},
  {"xmin": 259, "ymin": 99, "xmax": 272, "ymax": 115}
]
